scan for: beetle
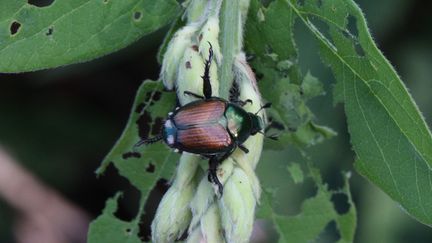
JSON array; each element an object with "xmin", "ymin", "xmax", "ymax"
[{"xmin": 135, "ymin": 43, "xmax": 270, "ymax": 194}]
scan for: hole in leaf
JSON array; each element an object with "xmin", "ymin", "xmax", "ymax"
[
  {"xmin": 46, "ymin": 26, "xmax": 54, "ymax": 36},
  {"xmin": 28, "ymin": 0, "xmax": 55, "ymax": 7},
  {"xmin": 103, "ymin": 0, "xmax": 108, "ymax": 3},
  {"xmin": 347, "ymin": 15, "xmax": 358, "ymax": 37},
  {"xmin": 322, "ymin": 168, "xmax": 344, "ymax": 190},
  {"xmin": 308, "ymin": 17, "xmax": 337, "ymax": 52},
  {"xmin": 354, "ymin": 42, "xmax": 365, "ymax": 57},
  {"xmin": 10, "ymin": 21, "xmax": 21, "ymax": 35},
  {"xmin": 122, "ymin": 152, "xmax": 141, "ymax": 160},
  {"xmin": 139, "ymin": 179, "xmax": 170, "ymax": 241},
  {"xmin": 144, "ymin": 91, "xmax": 153, "ymax": 103},
  {"xmin": 281, "ymin": 177, "xmax": 317, "ymax": 216},
  {"xmin": 136, "ymin": 111, "xmax": 152, "ymax": 140},
  {"xmin": 145, "ymin": 162, "xmax": 155, "ymax": 173},
  {"xmin": 153, "ymin": 91, "xmax": 162, "ymax": 101},
  {"xmin": 331, "ymin": 193, "xmax": 350, "ymax": 214},
  {"xmin": 133, "ymin": 11, "xmax": 142, "ymax": 21},
  {"xmin": 151, "ymin": 117, "xmax": 164, "ymax": 136},
  {"xmin": 135, "ymin": 102, "xmax": 145, "ymax": 113},
  {"xmin": 316, "ymin": 220, "xmax": 341, "ymax": 242},
  {"xmin": 101, "ymin": 165, "xmax": 141, "ymax": 222}
]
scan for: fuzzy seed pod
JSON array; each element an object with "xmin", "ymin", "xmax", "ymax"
[
  {"xmin": 176, "ymin": 45, "xmax": 206, "ymax": 104},
  {"xmin": 189, "ymin": 158, "xmax": 234, "ymax": 232},
  {"xmin": 187, "ymin": 204, "xmax": 224, "ymax": 243},
  {"xmin": 216, "ymin": 53, "xmax": 265, "ymax": 243},
  {"xmin": 176, "ymin": 44, "xmax": 219, "ymax": 104},
  {"xmin": 151, "ymin": 153, "xmax": 201, "ymax": 243},
  {"xmin": 218, "ymin": 168, "xmax": 256, "ymax": 243},
  {"xmin": 184, "ymin": 0, "xmax": 209, "ymax": 23},
  {"xmin": 160, "ymin": 25, "xmax": 199, "ymax": 90},
  {"xmin": 198, "ymin": 16, "xmax": 223, "ymax": 65}
]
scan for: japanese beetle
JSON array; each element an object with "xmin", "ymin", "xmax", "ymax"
[{"xmin": 136, "ymin": 44, "xmax": 269, "ymax": 194}]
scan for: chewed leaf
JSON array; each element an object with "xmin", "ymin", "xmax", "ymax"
[
  {"xmin": 0, "ymin": 0, "xmax": 179, "ymax": 72},
  {"xmin": 288, "ymin": 0, "xmax": 432, "ymax": 224},
  {"xmin": 245, "ymin": 0, "xmax": 333, "ymax": 149},
  {"xmin": 88, "ymin": 193, "xmax": 141, "ymax": 243},
  {"xmin": 90, "ymin": 80, "xmax": 179, "ymax": 241},
  {"xmin": 258, "ymin": 163, "xmax": 356, "ymax": 243},
  {"xmin": 98, "ymin": 80, "xmax": 178, "ymax": 197}
]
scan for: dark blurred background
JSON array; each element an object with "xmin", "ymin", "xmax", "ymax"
[{"xmin": 0, "ymin": 0, "xmax": 431, "ymax": 242}]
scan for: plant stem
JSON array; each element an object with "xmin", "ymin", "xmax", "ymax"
[{"xmin": 218, "ymin": 0, "xmax": 241, "ymax": 99}]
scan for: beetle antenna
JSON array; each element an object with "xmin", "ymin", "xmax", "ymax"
[
  {"xmin": 258, "ymin": 130, "xmax": 279, "ymax": 140},
  {"xmin": 255, "ymin": 102, "xmax": 272, "ymax": 115},
  {"xmin": 134, "ymin": 134, "xmax": 163, "ymax": 148}
]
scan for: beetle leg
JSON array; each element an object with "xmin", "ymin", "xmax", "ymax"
[
  {"xmin": 134, "ymin": 134, "xmax": 163, "ymax": 148},
  {"xmin": 238, "ymin": 144, "xmax": 249, "ymax": 154},
  {"xmin": 202, "ymin": 42, "xmax": 213, "ymax": 99},
  {"xmin": 208, "ymin": 156, "xmax": 223, "ymax": 196},
  {"xmin": 184, "ymin": 91, "xmax": 204, "ymax": 99},
  {"xmin": 237, "ymin": 99, "xmax": 253, "ymax": 107}
]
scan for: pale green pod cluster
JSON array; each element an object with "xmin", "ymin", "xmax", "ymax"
[
  {"xmin": 153, "ymin": 1, "xmax": 224, "ymax": 242},
  {"xmin": 215, "ymin": 53, "xmax": 264, "ymax": 243},
  {"xmin": 189, "ymin": 158, "xmax": 234, "ymax": 232},
  {"xmin": 160, "ymin": 25, "xmax": 199, "ymax": 90},
  {"xmin": 151, "ymin": 153, "xmax": 201, "ymax": 242},
  {"xmin": 176, "ymin": 46, "xmax": 206, "ymax": 104},
  {"xmin": 186, "ymin": 54, "xmax": 265, "ymax": 242},
  {"xmin": 184, "ymin": 0, "xmax": 209, "ymax": 23},
  {"xmin": 219, "ymin": 168, "xmax": 256, "ymax": 243},
  {"xmin": 187, "ymin": 204, "xmax": 224, "ymax": 243},
  {"xmin": 198, "ymin": 16, "xmax": 223, "ymax": 64},
  {"xmin": 154, "ymin": 1, "xmax": 265, "ymax": 242}
]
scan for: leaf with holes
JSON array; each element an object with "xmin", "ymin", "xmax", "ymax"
[
  {"xmin": 288, "ymin": 0, "xmax": 432, "ymax": 225},
  {"xmin": 257, "ymin": 161, "xmax": 356, "ymax": 243},
  {"xmin": 88, "ymin": 80, "xmax": 179, "ymax": 242},
  {"xmin": 0, "ymin": 0, "xmax": 179, "ymax": 73},
  {"xmin": 245, "ymin": 0, "xmax": 335, "ymax": 149}
]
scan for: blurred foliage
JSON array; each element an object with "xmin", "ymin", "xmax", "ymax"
[
  {"xmin": 0, "ymin": 0, "xmax": 179, "ymax": 72},
  {"xmin": 0, "ymin": 0, "xmax": 432, "ymax": 242}
]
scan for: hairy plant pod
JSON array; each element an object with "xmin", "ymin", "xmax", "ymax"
[
  {"xmin": 187, "ymin": 204, "xmax": 224, "ymax": 243},
  {"xmin": 184, "ymin": 0, "xmax": 209, "ymax": 23},
  {"xmin": 185, "ymin": 53, "xmax": 264, "ymax": 242},
  {"xmin": 176, "ymin": 45, "xmax": 206, "ymax": 104},
  {"xmin": 160, "ymin": 25, "xmax": 199, "ymax": 90},
  {"xmin": 198, "ymin": 16, "xmax": 223, "ymax": 65},
  {"xmin": 151, "ymin": 154, "xmax": 201, "ymax": 243},
  {"xmin": 176, "ymin": 44, "xmax": 220, "ymax": 104},
  {"xmin": 219, "ymin": 168, "xmax": 256, "ymax": 243},
  {"xmin": 216, "ymin": 52, "xmax": 264, "ymax": 243}
]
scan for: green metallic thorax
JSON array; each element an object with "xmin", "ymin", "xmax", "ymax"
[{"xmin": 224, "ymin": 104, "xmax": 252, "ymax": 144}]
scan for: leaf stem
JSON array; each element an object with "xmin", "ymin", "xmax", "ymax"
[{"xmin": 218, "ymin": 0, "xmax": 241, "ymax": 99}]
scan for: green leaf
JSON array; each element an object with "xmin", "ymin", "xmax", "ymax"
[
  {"xmin": 245, "ymin": 0, "xmax": 335, "ymax": 148},
  {"xmin": 286, "ymin": 162, "xmax": 304, "ymax": 184},
  {"xmin": 0, "ymin": 0, "xmax": 179, "ymax": 73},
  {"xmin": 88, "ymin": 193, "xmax": 141, "ymax": 243},
  {"xmin": 258, "ymin": 163, "xmax": 356, "ymax": 243},
  {"xmin": 288, "ymin": 0, "xmax": 432, "ymax": 225},
  {"xmin": 89, "ymin": 80, "xmax": 179, "ymax": 242}
]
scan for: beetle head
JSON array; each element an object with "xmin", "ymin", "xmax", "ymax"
[{"xmin": 250, "ymin": 114, "xmax": 264, "ymax": 135}]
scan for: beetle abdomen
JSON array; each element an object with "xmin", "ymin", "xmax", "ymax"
[
  {"xmin": 173, "ymin": 99, "xmax": 226, "ymax": 128},
  {"xmin": 176, "ymin": 124, "xmax": 232, "ymax": 153}
]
